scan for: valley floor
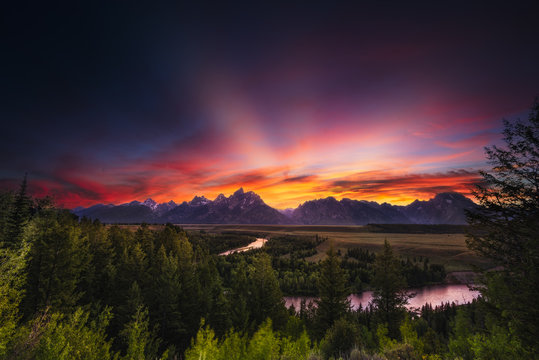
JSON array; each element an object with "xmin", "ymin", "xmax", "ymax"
[{"xmin": 120, "ymin": 223, "xmax": 492, "ymax": 272}]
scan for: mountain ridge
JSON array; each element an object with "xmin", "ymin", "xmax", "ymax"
[{"xmin": 72, "ymin": 189, "xmax": 477, "ymax": 225}]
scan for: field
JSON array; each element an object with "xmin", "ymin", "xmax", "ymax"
[
  {"xmin": 112, "ymin": 224, "xmax": 489, "ymax": 272},
  {"xmin": 177, "ymin": 224, "xmax": 491, "ymax": 272}
]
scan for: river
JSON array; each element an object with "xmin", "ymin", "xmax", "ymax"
[
  {"xmin": 284, "ymin": 284, "xmax": 480, "ymax": 312},
  {"xmin": 219, "ymin": 238, "xmax": 268, "ymax": 256},
  {"xmin": 220, "ymin": 240, "xmax": 480, "ymax": 310}
]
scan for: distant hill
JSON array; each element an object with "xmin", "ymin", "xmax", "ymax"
[
  {"xmin": 290, "ymin": 192, "xmax": 475, "ymax": 225},
  {"xmin": 291, "ymin": 197, "xmax": 410, "ymax": 225},
  {"xmin": 72, "ymin": 189, "xmax": 476, "ymax": 225},
  {"xmin": 402, "ymin": 192, "xmax": 475, "ymax": 225}
]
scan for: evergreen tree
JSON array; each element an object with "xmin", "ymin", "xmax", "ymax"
[
  {"xmin": 0, "ymin": 239, "xmax": 29, "ymax": 358},
  {"xmin": 219, "ymin": 330, "xmax": 247, "ymax": 360},
  {"xmin": 32, "ymin": 308, "xmax": 116, "ymax": 360},
  {"xmin": 106, "ymin": 228, "xmax": 146, "ymax": 338},
  {"xmin": 135, "ymin": 224, "xmax": 155, "ymax": 266},
  {"xmin": 371, "ymin": 240, "xmax": 411, "ymax": 338},
  {"xmin": 448, "ymin": 307, "xmax": 475, "ymax": 360},
  {"xmin": 148, "ymin": 246, "xmax": 184, "ymax": 348},
  {"xmin": 466, "ymin": 100, "xmax": 539, "ymax": 353},
  {"xmin": 0, "ymin": 191, "xmax": 14, "ymax": 245},
  {"xmin": 229, "ymin": 258, "xmax": 250, "ymax": 332},
  {"xmin": 194, "ymin": 255, "xmax": 231, "ymax": 337},
  {"xmin": 249, "ymin": 253, "xmax": 287, "ymax": 331},
  {"xmin": 315, "ymin": 246, "xmax": 350, "ymax": 339},
  {"xmin": 3, "ymin": 175, "xmax": 32, "ymax": 249},
  {"xmin": 184, "ymin": 320, "xmax": 221, "ymax": 360},
  {"xmin": 207, "ymin": 282, "xmax": 231, "ymax": 338},
  {"xmin": 245, "ymin": 319, "xmax": 280, "ymax": 360},
  {"xmin": 280, "ymin": 329, "xmax": 311, "ymax": 360},
  {"xmin": 78, "ymin": 218, "xmax": 116, "ymax": 305},
  {"xmin": 120, "ymin": 305, "xmax": 165, "ymax": 360},
  {"xmin": 173, "ymin": 236, "xmax": 200, "ymax": 351},
  {"xmin": 22, "ymin": 211, "xmax": 88, "ymax": 317},
  {"xmin": 114, "ymin": 281, "xmax": 145, "ymax": 341},
  {"xmin": 319, "ymin": 318, "xmax": 360, "ymax": 359}
]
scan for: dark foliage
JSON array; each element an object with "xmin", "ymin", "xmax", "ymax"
[{"xmin": 466, "ymin": 100, "xmax": 539, "ymax": 353}]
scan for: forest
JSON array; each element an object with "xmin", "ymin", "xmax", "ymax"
[
  {"xmin": 0, "ymin": 202, "xmax": 501, "ymax": 360},
  {"xmin": 0, "ymin": 104, "xmax": 537, "ymax": 359}
]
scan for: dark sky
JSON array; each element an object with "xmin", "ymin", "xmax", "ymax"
[{"xmin": 2, "ymin": 1, "xmax": 539, "ymax": 208}]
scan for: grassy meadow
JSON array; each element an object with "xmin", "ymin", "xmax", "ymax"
[{"xmin": 116, "ymin": 224, "xmax": 490, "ymax": 272}]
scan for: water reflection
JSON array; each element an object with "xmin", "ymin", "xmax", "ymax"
[
  {"xmin": 219, "ymin": 238, "xmax": 267, "ymax": 256},
  {"xmin": 284, "ymin": 284, "xmax": 480, "ymax": 312}
]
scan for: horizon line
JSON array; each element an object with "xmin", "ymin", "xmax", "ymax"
[{"xmin": 70, "ymin": 188, "xmax": 475, "ymax": 211}]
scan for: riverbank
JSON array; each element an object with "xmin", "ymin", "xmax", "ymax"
[
  {"xmin": 177, "ymin": 224, "xmax": 491, "ymax": 272},
  {"xmin": 445, "ymin": 271, "xmax": 479, "ymax": 285}
]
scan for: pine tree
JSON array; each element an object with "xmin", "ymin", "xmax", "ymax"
[
  {"xmin": 0, "ymin": 240, "xmax": 29, "ymax": 357},
  {"xmin": 319, "ymin": 318, "xmax": 360, "ymax": 359},
  {"xmin": 114, "ymin": 281, "xmax": 146, "ymax": 341},
  {"xmin": 208, "ymin": 282, "xmax": 231, "ymax": 338},
  {"xmin": 3, "ymin": 175, "xmax": 32, "ymax": 249},
  {"xmin": 229, "ymin": 258, "xmax": 250, "ymax": 332},
  {"xmin": 248, "ymin": 253, "xmax": 287, "ymax": 331},
  {"xmin": 147, "ymin": 246, "xmax": 183, "ymax": 348},
  {"xmin": 135, "ymin": 224, "xmax": 155, "ymax": 266},
  {"xmin": 78, "ymin": 219, "xmax": 116, "ymax": 305},
  {"xmin": 120, "ymin": 305, "xmax": 165, "ymax": 360},
  {"xmin": 245, "ymin": 319, "xmax": 280, "ymax": 360},
  {"xmin": 22, "ymin": 211, "xmax": 87, "ymax": 317},
  {"xmin": 371, "ymin": 240, "xmax": 411, "ymax": 339},
  {"xmin": 466, "ymin": 99, "xmax": 539, "ymax": 353},
  {"xmin": 198, "ymin": 259, "xmax": 231, "ymax": 337},
  {"xmin": 0, "ymin": 191, "xmax": 14, "ymax": 245},
  {"xmin": 315, "ymin": 245, "xmax": 350, "ymax": 339},
  {"xmin": 184, "ymin": 320, "xmax": 221, "ymax": 360},
  {"xmin": 32, "ymin": 308, "xmax": 117, "ymax": 360}
]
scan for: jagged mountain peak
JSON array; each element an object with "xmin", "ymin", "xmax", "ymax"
[
  {"xmin": 407, "ymin": 192, "xmax": 473, "ymax": 207},
  {"xmin": 157, "ymin": 188, "xmax": 287, "ymax": 224},
  {"xmin": 298, "ymin": 196, "xmax": 337, "ymax": 206},
  {"xmin": 214, "ymin": 193, "xmax": 227, "ymax": 203},
  {"xmin": 227, "ymin": 188, "xmax": 264, "ymax": 209},
  {"xmin": 72, "ymin": 190, "xmax": 475, "ymax": 225},
  {"xmin": 404, "ymin": 192, "xmax": 476, "ymax": 224},
  {"xmin": 143, "ymin": 198, "xmax": 158, "ymax": 210},
  {"xmin": 190, "ymin": 195, "xmax": 210, "ymax": 206},
  {"xmin": 244, "ymin": 190, "xmax": 261, "ymax": 199}
]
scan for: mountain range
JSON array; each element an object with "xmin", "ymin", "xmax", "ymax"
[{"xmin": 72, "ymin": 188, "xmax": 477, "ymax": 225}]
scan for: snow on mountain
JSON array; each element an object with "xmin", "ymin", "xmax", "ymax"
[
  {"xmin": 190, "ymin": 196, "xmax": 210, "ymax": 206},
  {"xmin": 72, "ymin": 190, "xmax": 476, "ymax": 225},
  {"xmin": 143, "ymin": 198, "xmax": 158, "ymax": 210}
]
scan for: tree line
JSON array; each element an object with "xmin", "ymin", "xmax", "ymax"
[{"xmin": 216, "ymin": 234, "xmax": 446, "ymax": 296}]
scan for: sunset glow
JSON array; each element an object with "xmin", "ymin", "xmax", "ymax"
[{"xmin": 2, "ymin": 3, "xmax": 538, "ymax": 209}]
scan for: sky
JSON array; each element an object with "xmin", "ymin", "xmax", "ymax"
[{"xmin": 1, "ymin": 2, "xmax": 539, "ymax": 209}]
